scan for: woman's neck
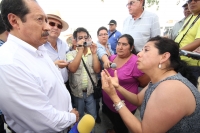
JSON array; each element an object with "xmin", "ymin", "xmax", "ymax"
[{"xmin": 149, "ymin": 70, "xmax": 177, "ymax": 84}]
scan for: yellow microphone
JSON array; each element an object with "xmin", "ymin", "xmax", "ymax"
[{"xmin": 77, "ymin": 114, "xmax": 95, "ymax": 133}]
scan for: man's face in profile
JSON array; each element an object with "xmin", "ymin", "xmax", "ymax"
[
  {"xmin": 183, "ymin": 5, "xmax": 191, "ymax": 18},
  {"xmin": 16, "ymin": 0, "xmax": 49, "ymax": 48}
]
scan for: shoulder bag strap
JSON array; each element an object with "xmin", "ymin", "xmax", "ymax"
[
  {"xmin": 175, "ymin": 14, "xmax": 200, "ymax": 44},
  {"xmin": 109, "ymin": 30, "xmax": 117, "ymax": 39},
  {"xmin": 81, "ymin": 58, "xmax": 95, "ymax": 87}
]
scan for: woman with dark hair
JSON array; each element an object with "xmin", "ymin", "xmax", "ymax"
[
  {"xmin": 102, "ymin": 36, "xmax": 200, "ymax": 133},
  {"xmin": 103, "ymin": 34, "xmax": 150, "ymax": 133}
]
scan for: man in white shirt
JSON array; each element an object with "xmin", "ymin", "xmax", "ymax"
[
  {"xmin": 44, "ymin": 10, "xmax": 69, "ymax": 83},
  {"xmin": 0, "ymin": 0, "xmax": 79, "ymax": 133},
  {"xmin": 122, "ymin": 0, "xmax": 160, "ymax": 52}
]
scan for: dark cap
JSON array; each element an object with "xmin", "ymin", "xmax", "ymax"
[
  {"xmin": 182, "ymin": 3, "xmax": 187, "ymax": 8},
  {"xmin": 108, "ymin": 20, "xmax": 117, "ymax": 25}
]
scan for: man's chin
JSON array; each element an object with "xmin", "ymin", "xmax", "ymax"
[{"xmin": 40, "ymin": 38, "xmax": 48, "ymax": 44}]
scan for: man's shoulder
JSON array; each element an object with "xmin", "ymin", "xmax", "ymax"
[
  {"xmin": 143, "ymin": 10, "xmax": 158, "ymax": 17},
  {"xmin": 57, "ymin": 38, "xmax": 67, "ymax": 44},
  {"xmin": 0, "ymin": 41, "xmax": 17, "ymax": 65},
  {"xmin": 116, "ymin": 30, "xmax": 121, "ymax": 35},
  {"xmin": 123, "ymin": 15, "xmax": 132, "ymax": 22}
]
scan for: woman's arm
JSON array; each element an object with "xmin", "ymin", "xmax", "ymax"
[
  {"xmin": 90, "ymin": 43, "xmax": 101, "ymax": 73},
  {"xmin": 101, "ymin": 55, "xmax": 111, "ymax": 68},
  {"xmin": 102, "ymin": 70, "xmax": 195, "ymax": 133},
  {"xmin": 104, "ymin": 70, "xmax": 148, "ymax": 106},
  {"xmin": 116, "ymin": 85, "xmax": 148, "ymax": 106}
]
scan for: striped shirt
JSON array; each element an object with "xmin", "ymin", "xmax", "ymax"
[
  {"xmin": 66, "ymin": 48, "xmax": 91, "ymax": 90},
  {"xmin": 122, "ymin": 10, "xmax": 161, "ymax": 52}
]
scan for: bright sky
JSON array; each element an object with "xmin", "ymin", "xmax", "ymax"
[{"xmin": 38, "ymin": 0, "xmax": 187, "ymax": 41}]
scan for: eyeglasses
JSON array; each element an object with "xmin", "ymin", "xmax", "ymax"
[
  {"xmin": 187, "ymin": 0, "xmax": 200, "ymax": 4},
  {"xmin": 126, "ymin": 0, "xmax": 139, "ymax": 7},
  {"xmin": 49, "ymin": 22, "xmax": 63, "ymax": 29},
  {"xmin": 77, "ymin": 36, "xmax": 89, "ymax": 40},
  {"xmin": 98, "ymin": 33, "xmax": 108, "ymax": 36}
]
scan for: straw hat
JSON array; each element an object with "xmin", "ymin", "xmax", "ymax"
[{"xmin": 46, "ymin": 10, "xmax": 69, "ymax": 32}]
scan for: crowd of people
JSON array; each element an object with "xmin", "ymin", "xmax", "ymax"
[{"xmin": 0, "ymin": 0, "xmax": 199, "ymax": 133}]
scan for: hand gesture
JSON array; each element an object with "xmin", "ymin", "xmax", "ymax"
[
  {"xmin": 103, "ymin": 59, "xmax": 112, "ymax": 69},
  {"xmin": 70, "ymin": 108, "xmax": 79, "ymax": 122},
  {"xmin": 104, "ymin": 69, "xmax": 119, "ymax": 89},
  {"xmin": 90, "ymin": 42, "xmax": 97, "ymax": 54},
  {"xmin": 76, "ymin": 39, "xmax": 85, "ymax": 51},
  {"xmin": 54, "ymin": 60, "xmax": 69, "ymax": 68},
  {"xmin": 101, "ymin": 70, "xmax": 117, "ymax": 98}
]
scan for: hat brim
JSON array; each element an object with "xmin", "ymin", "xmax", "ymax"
[
  {"xmin": 108, "ymin": 23, "xmax": 116, "ymax": 25},
  {"xmin": 47, "ymin": 14, "xmax": 69, "ymax": 32}
]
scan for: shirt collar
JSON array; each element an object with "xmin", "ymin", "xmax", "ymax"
[
  {"xmin": 45, "ymin": 38, "xmax": 62, "ymax": 50},
  {"xmin": 8, "ymin": 34, "xmax": 47, "ymax": 57},
  {"xmin": 129, "ymin": 9, "xmax": 146, "ymax": 20}
]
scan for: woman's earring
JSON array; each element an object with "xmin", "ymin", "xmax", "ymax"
[{"xmin": 158, "ymin": 64, "xmax": 162, "ymax": 69}]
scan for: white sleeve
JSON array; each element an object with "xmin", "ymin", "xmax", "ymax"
[{"xmin": 0, "ymin": 65, "xmax": 76, "ymax": 132}]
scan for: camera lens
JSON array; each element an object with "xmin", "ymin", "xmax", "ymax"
[{"xmin": 83, "ymin": 42, "xmax": 87, "ymax": 47}]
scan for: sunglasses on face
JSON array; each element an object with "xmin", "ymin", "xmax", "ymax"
[
  {"xmin": 126, "ymin": 0, "xmax": 139, "ymax": 7},
  {"xmin": 187, "ymin": 0, "xmax": 200, "ymax": 4},
  {"xmin": 49, "ymin": 22, "xmax": 63, "ymax": 29}
]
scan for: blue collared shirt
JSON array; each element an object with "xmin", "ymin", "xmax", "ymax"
[
  {"xmin": 108, "ymin": 30, "xmax": 121, "ymax": 54},
  {"xmin": 44, "ymin": 38, "xmax": 69, "ymax": 83},
  {"xmin": 96, "ymin": 41, "xmax": 114, "ymax": 60}
]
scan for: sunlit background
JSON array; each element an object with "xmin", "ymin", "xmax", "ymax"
[
  {"xmin": 38, "ymin": 0, "xmax": 187, "ymax": 42},
  {"xmin": 0, "ymin": 0, "xmax": 188, "ymax": 42}
]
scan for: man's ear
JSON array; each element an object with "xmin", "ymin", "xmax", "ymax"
[{"xmin": 7, "ymin": 13, "xmax": 20, "ymax": 30}]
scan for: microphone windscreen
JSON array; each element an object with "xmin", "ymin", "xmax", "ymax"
[
  {"xmin": 110, "ymin": 63, "xmax": 117, "ymax": 68},
  {"xmin": 77, "ymin": 114, "xmax": 95, "ymax": 133}
]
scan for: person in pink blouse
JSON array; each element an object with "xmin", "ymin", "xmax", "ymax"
[{"xmin": 103, "ymin": 34, "xmax": 150, "ymax": 133}]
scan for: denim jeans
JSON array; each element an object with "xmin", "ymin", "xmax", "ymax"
[{"xmin": 73, "ymin": 92, "xmax": 97, "ymax": 120}]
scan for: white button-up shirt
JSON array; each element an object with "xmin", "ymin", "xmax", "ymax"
[
  {"xmin": 0, "ymin": 34, "xmax": 76, "ymax": 133},
  {"xmin": 122, "ymin": 10, "xmax": 161, "ymax": 52},
  {"xmin": 44, "ymin": 39, "xmax": 69, "ymax": 83}
]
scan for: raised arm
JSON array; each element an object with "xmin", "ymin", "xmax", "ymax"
[
  {"xmin": 66, "ymin": 39, "xmax": 85, "ymax": 73},
  {"xmin": 90, "ymin": 42, "xmax": 101, "ymax": 73},
  {"xmin": 180, "ymin": 38, "xmax": 200, "ymax": 51},
  {"xmin": 102, "ymin": 71, "xmax": 195, "ymax": 133},
  {"xmin": 103, "ymin": 70, "xmax": 147, "ymax": 106}
]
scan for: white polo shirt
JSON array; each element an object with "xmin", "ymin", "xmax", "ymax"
[
  {"xmin": 0, "ymin": 34, "xmax": 76, "ymax": 133},
  {"xmin": 122, "ymin": 10, "xmax": 161, "ymax": 52}
]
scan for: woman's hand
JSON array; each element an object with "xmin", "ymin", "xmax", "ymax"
[
  {"xmin": 103, "ymin": 59, "xmax": 111, "ymax": 69},
  {"xmin": 101, "ymin": 70, "xmax": 118, "ymax": 98},
  {"xmin": 104, "ymin": 69, "xmax": 119, "ymax": 89}
]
